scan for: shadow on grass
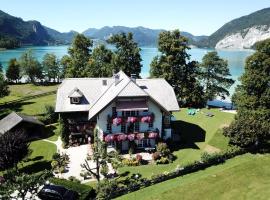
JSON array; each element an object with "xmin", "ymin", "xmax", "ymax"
[
  {"xmin": 43, "ymin": 125, "xmax": 57, "ymax": 139},
  {"xmin": 171, "ymin": 120, "xmax": 206, "ymax": 150},
  {"xmin": 0, "ymin": 101, "xmax": 34, "ymax": 119},
  {"xmin": 20, "ymin": 160, "xmax": 52, "ymax": 174}
]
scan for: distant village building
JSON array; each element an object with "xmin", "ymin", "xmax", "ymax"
[
  {"xmin": 55, "ymin": 71, "xmax": 179, "ymax": 152},
  {"xmin": 0, "ymin": 112, "xmax": 44, "ymax": 139}
]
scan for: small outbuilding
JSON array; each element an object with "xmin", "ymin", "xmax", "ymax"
[{"xmin": 0, "ymin": 112, "xmax": 44, "ymax": 139}]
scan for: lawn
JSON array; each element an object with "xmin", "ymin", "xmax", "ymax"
[
  {"xmin": 0, "ymin": 84, "xmax": 58, "ymax": 118},
  {"xmin": 118, "ymin": 108, "xmax": 235, "ymax": 178},
  {"xmin": 19, "ymin": 140, "xmax": 57, "ymax": 173},
  {"xmin": 0, "ymin": 84, "xmax": 58, "ymax": 104},
  {"xmin": 117, "ymin": 153, "xmax": 270, "ymax": 200}
]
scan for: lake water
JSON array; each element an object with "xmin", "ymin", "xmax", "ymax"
[{"xmin": 0, "ymin": 45, "xmax": 254, "ymax": 99}]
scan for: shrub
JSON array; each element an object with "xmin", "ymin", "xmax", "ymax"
[
  {"xmin": 156, "ymin": 157, "xmax": 169, "ymax": 165},
  {"xmin": 136, "ymin": 154, "xmax": 143, "ymax": 163},
  {"xmin": 50, "ymin": 178, "xmax": 95, "ymax": 200},
  {"xmin": 122, "ymin": 158, "xmax": 140, "ymax": 166},
  {"xmin": 156, "ymin": 142, "xmax": 171, "ymax": 157},
  {"xmin": 96, "ymin": 179, "xmax": 118, "ymax": 200},
  {"xmin": 152, "ymin": 152, "xmax": 161, "ymax": 161},
  {"xmin": 40, "ymin": 105, "xmax": 58, "ymax": 124},
  {"xmin": 68, "ymin": 176, "xmax": 80, "ymax": 183},
  {"xmin": 51, "ymin": 160, "xmax": 58, "ymax": 170}
]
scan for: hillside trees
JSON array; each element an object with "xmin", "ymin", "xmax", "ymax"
[
  {"xmin": 224, "ymin": 39, "xmax": 270, "ymax": 148},
  {"xmin": 200, "ymin": 51, "xmax": 235, "ymax": 101},
  {"xmin": 6, "ymin": 58, "xmax": 21, "ymax": 83},
  {"xmin": 150, "ymin": 30, "xmax": 204, "ymax": 106},
  {"xmin": 108, "ymin": 32, "xmax": 142, "ymax": 77}
]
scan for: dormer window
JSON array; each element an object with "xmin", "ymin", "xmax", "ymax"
[
  {"xmin": 71, "ymin": 97, "xmax": 80, "ymax": 104},
  {"xmin": 68, "ymin": 87, "xmax": 84, "ymax": 105}
]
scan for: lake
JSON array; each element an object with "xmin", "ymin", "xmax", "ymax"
[{"xmin": 0, "ymin": 45, "xmax": 254, "ymax": 99}]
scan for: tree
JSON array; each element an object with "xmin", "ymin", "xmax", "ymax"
[
  {"xmin": 81, "ymin": 130, "xmax": 109, "ymax": 183},
  {"xmin": 19, "ymin": 50, "xmax": 43, "ymax": 83},
  {"xmin": 60, "ymin": 55, "xmax": 71, "ymax": 78},
  {"xmin": 0, "ymin": 130, "xmax": 29, "ymax": 170},
  {"xmin": 0, "ymin": 169, "xmax": 51, "ymax": 200},
  {"xmin": 107, "ymin": 32, "xmax": 142, "ymax": 77},
  {"xmin": 224, "ymin": 39, "xmax": 270, "ymax": 148},
  {"xmin": 0, "ymin": 63, "xmax": 9, "ymax": 97},
  {"xmin": 150, "ymin": 30, "xmax": 204, "ymax": 106},
  {"xmin": 6, "ymin": 58, "xmax": 21, "ymax": 83},
  {"xmin": 65, "ymin": 34, "xmax": 93, "ymax": 78},
  {"xmin": 86, "ymin": 44, "xmax": 113, "ymax": 77},
  {"xmin": 200, "ymin": 51, "xmax": 234, "ymax": 102},
  {"xmin": 42, "ymin": 53, "xmax": 60, "ymax": 82}
]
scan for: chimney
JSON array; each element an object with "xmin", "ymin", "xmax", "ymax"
[
  {"xmin": 114, "ymin": 74, "xmax": 120, "ymax": 85},
  {"xmin": 130, "ymin": 74, "xmax": 136, "ymax": 83}
]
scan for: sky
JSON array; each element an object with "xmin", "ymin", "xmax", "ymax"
[{"xmin": 1, "ymin": 0, "xmax": 270, "ymax": 35}]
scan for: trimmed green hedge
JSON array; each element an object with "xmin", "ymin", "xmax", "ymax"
[{"xmin": 50, "ymin": 178, "xmax": 96, "ymax": 200}]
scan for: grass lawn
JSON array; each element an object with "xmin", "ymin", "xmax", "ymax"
[
  {"xmin": 19, "ymin": 140, "xmax": 57, "ymax": 173},
  {"xmin": 45, "ymin": 123, "xmax": 60, "ymax": 141},
  {"xmin": 0, "ymin": 84, "xmax": 58, "ymax": 104},
  {"xmin": 0, "ymin": 84, "xmax": 58, "ymax": 118},
  {"xmin": 117, "ymin": 153, "xmax": 270, "ymax": 200},
  {"xmin": 118, "ymin": 108, "xmax": 235, "ymax": 178}
]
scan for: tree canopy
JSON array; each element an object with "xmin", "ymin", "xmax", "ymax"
[
  {"xmin": 107, "ymin": 32, "xmax": 142, "ymax": 77},
  {"xmin": 200, "ymin": 51, "xmax": 234, "ymax": 101},
  {"xmin": 224, "ymin": 39, "xmax": 270, "ymax": 148},
  {"xmin": 65, "ymin": 34, "xmax": 93, "ymax": 78},
  {"xmin": 6, "ymin": 58, "xmax": 21, "ymax": 83},
  {"xmin": 42, "ymin": 53, "xmax": 60, "ymax": 82},
  {"xmin": 19, "ymin": 50, "xmax": 43, "ymax": 83},
  {"xmin": 150, "ymin": 30, "xmax": 204, "ymax": 106},
  {"xmin": 0, "ymin": 63, "xmax": 9, "ymax": 97}
]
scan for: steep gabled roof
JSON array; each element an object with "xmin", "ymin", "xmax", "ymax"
[
  {"xmin": 68, "ymin": 87, "xmax": 84, "ymax": 98},
  {"xmin": 0, "ymin": 112, "xmax": 44, "ymax": 134},
  {"xmin": 55, "ymin": 71, "xmax": 180, "ymax": 117}
]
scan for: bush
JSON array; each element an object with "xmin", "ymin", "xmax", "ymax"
[
  {"xmin": 122, "ymin": 158, "xmax": 140, "ymax": 166},
  {"xmin": 152, "ymin": 152, "xmax": 161, "ymax": 161},
  {"xmin": 156, "ymin": 157, "xmax": 170, "ymax": 164},
  {"xmin": 68, "ymin": 176, "xmax": 80, "ymax": 183},
  {"xmin": 96, "ymin": 179, "xmax": 118, "ymax": 200},
  {"xmin": 40, "ymin": 105, "xmax": 58, "ymax": 125},
  {"xmin": 156, "ymin": 142, "xmax": 171, "ymax": 157},
  {"xmin": 136, "ymin": 154, "xmax": 143, "ymax": 163},
  {"xmin": 50, "ymin": 178, "xmax": 96, "ymax": 200}
]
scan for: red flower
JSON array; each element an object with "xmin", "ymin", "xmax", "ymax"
[
  {"xmin": 112, "ymin": 117, "xmax": 122, "ymax": 126},
  {"xmin": 117, "ymin": 134, "xmax": 127, "ymax": 141},
  {"xmin": 148, "ymin": 132, "xmax": 158, "ymax": 139},
  {"xmin": 127, "ymin": 133, "xmax": 136, "ymax": 141},
  {"xmin": 127, "ymin": 117, "xmax": 137, "ymax": 123}
]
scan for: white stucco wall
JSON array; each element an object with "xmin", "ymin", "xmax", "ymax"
[{"xmin": 95, "ymin": 99, "xmax": 163, "ymax": 139}]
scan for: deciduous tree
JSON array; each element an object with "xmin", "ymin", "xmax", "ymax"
[
  {"xmin": 6, "ymin": 58, "xmax": 21, "ymax": 83},
  {"xmin": 65, "ymin": 34, "xmax": 93, "ymax": 77},
  {"xmin": 0, "ymin": 130, "xmax": 29, "ymax": 170},
  {"xmin": 200, "ymin": 51, "xmax": 234, "ymax": 102},
  {"xmin": 42, "ymin": 53, "xmax": 60, "ymax": 82},
  {"xmin": 224, "ymin": 39, "xmax": 270, "ymax": 148},
  {"xmin": 0, "ymin": 63, "xmax": 9, "ymax": 97},
  {"xmin": 19, "ymin": 50, "xmax": 43, "ymax": 83},
  {"xmin": 108, "ymin": 32, "xmax": 142, "ymax": 77},
  {"xmin": 150, "ymin": 30, "xmax": 204, "ymax": 106}
]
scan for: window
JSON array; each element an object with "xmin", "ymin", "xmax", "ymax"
[
  {"xmin": 107, "ymin": 141, "xmax": 116, "ymax": 147},
  {"xmin": 112, "ymin": 107, "xmax": 117, "ymax": 117},
  {"xmin": 122, "ymin": 111, "xmax": 125, "ymax": 117},
  {"xmin": 136, "ymin": 139, "xmax": 150, "ymax": 148},
  {"xmin": 106, "ymin": 123, "xmax": 112, "ymax": 133},
  {"xmin": 135, "ymin": 122, "xmax": 140, "ymax": 132},
  {"xmin": 126, "ymin": 111, "xmax": 131, "ymax": 117},
  {"xmin": 71, "ymin": 97, "xmax": 80, "ymax": 104},
  {"xmin": 149, "ymin": 121, "xmax": 153, "ymax": 128},
  {"xmin": 102, "ymin": 79, "xmax": 107, "ymax": 86},
  {"xmin": 131, "ymin": 111, "xmax": 135, "ymax": 116},
  {"xmin": 121, "ymin": 124, "xmax": 126, "ymax": 133}
]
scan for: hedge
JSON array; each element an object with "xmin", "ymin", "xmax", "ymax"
[
  {"xmin": 102, "ymin": 147, "xmax": 246, "ymax": 199},
  {"xmin": 50, "ymin": 178, "xmax": 96, "ymax": 200}
]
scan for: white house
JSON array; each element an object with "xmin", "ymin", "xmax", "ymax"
[{"xmin": 55, "ymin": 71, "xmax": 179, "ymax": 152}]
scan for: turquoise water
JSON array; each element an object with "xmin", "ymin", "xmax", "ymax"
[{"xmin": 0, "ymin": 45, "xmax": 254, "ymax": 96}]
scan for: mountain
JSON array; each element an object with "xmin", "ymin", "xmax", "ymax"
[
  {"xmin": 83, "ymin": 26, "xmax": 206, "ymax": 47},
  {"xmin": 202, "ymin": 8, "xmax": 270, "ymax": 49},
  {"xmin": 0, "ymin": 10, "xmax": 76, "ymax": 48},
  {"xmin": 44, "ymin": 27, "xmax": 78, "ymax": 45}
]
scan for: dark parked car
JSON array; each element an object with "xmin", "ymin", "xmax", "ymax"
[{"xmin": 38, "ymin": 184, "xmax": 79, "ymax": 200}]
